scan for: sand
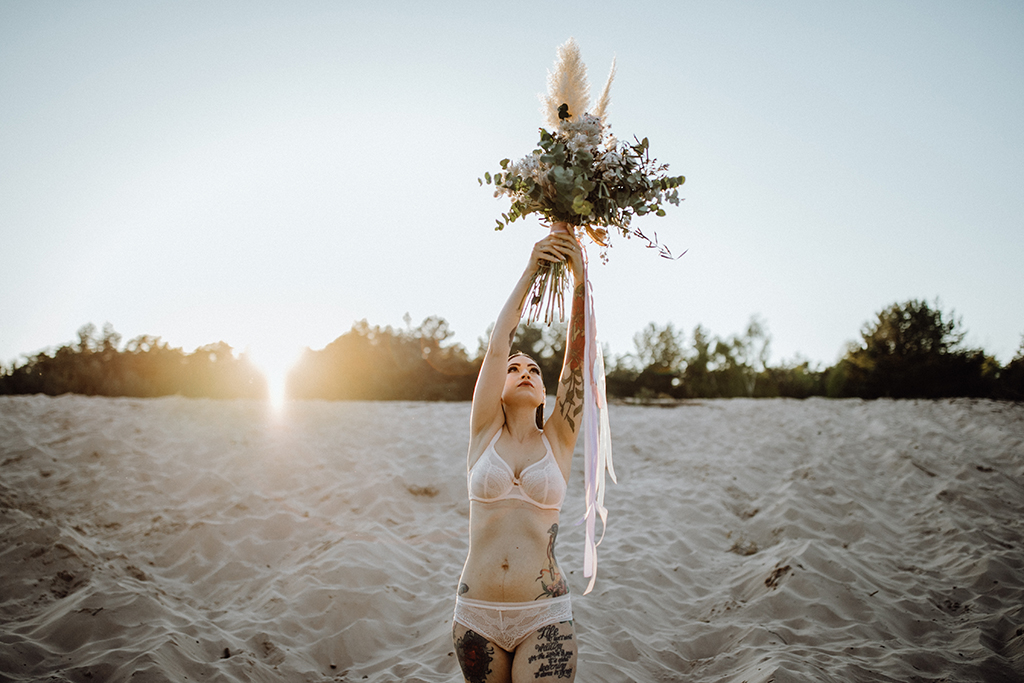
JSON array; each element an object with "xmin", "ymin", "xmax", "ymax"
[{"xmin": 0, "ymin": 394, "xmax": 1022, "ymax": 682}]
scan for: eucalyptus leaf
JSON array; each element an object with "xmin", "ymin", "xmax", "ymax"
[{"xmin": 481, "ymin": 109, "xmax": 685, "ymax": 261}]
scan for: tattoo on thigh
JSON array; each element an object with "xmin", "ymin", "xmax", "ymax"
[
  {"xmin": 454, "ymin": 629, "xmax": 494, "ymax": 683},
  {"xmin": 527, "ymin": 624, "xmax": 574, "ymax": 679}
]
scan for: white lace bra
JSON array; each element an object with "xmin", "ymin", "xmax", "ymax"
[{"xmin": 468, "ymin": 430, "xmax": 566, "ymax": 511}]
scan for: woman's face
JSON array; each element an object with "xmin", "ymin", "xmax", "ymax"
[{"xmin": 503, "ymin": 355, "xmax": 544, "ymax": 406}]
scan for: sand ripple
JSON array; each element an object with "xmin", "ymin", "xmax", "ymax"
[{"xmin": 1, "ymin": 395, "xmax": 1022, "ymax": 681}]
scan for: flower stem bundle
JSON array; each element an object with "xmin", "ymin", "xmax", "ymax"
[{"xmin": 525, "ymin": 258, "xmax": 566, "ymax": 325}]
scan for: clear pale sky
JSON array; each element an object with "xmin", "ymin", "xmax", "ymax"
[{"xmin": 3, "ymin": 1, "xmax": 1022, "ymax": 388}]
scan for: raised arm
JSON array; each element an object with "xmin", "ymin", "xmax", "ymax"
[
  {"xmin": 469, "ymin": 230, "xmax": 583, "ymax": 446},
  {"xmin": 545, "ymin": 233, "xmax": 586, "ymax": 458},
  {"xmin": 469, "ymin": 259, "xmax": 535, "ymax": 442}
]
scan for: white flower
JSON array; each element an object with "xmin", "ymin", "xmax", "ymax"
[
  {"xmin": 565, "ymin": 133, "xmax": 589, "ymax": 153},
  {"xmin": 596, "ymin": 151, "xmax": 623, "ymax": 172}
]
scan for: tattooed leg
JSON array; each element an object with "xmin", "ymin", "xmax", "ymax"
[
  {"xmin": 511, "ymin": 621, "xmax": 577, "ymax": 682},
  {"xmin": 557, "ymin": 284, "xmax": 585, "ymax": 431},
  {"xmin": 535, "ymin": 524, "xmax": 568, "ymax": 599},
  {"xmin": 453, "ymin": 623, "xmax": 511, "ymax": 683}
]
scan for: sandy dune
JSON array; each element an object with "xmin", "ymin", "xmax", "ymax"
[{"xmin": 0, "ymin": 395, "xmax": 1021, "ymax": 682}]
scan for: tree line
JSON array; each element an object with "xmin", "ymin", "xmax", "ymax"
[
  {"xmin": 2, "ymin": 300, "xmax": 1022, "ymax": 401},
  {"xmin": 606, "ymin": 301, "xmax": 1023, "ymax": 401},
  {"xmin": 0, "ymin": 323, "xmax": 267, "ymax": 399}
]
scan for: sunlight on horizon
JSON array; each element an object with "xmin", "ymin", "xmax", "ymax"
[{"xmin": 247, "ymin": 341, "xmax": 303, "ymax": 413}]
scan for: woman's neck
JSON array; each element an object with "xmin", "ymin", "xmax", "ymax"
[{"xmin": 503, "ymin": 407, "xmax": 541, "ymax": 441}]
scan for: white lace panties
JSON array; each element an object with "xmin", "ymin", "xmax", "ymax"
[{"xmin": 453, "ymin": 594, "xmax": 573, "ymax": 652}]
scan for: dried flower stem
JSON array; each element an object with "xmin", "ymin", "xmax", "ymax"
[{"xmin": 526, "ymin": 260, "xmax": 569, "ymax": 324}]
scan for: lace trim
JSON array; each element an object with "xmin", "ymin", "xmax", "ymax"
[{"xmin": 453, "ymin": 595, "xmax": 573, "ymax": 651}]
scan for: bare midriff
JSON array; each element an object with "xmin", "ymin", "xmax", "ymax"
[{"xmin": 459, "ymin": 499, "xmax": 565, "ymax": 603}]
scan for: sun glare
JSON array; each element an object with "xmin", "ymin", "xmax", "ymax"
[
  {"xmin": 265, "ymin": 368, "xmax": 290, "ymax": 412},
  {"xmin": 247, "ymin": 342, "xmax": 302, "ymax": 414}
]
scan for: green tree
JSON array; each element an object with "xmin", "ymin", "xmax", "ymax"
[
  {"xmin": 997, "ymin": 335, "xmax": 1024, "ymax": 400},
  {"xmin": 680, "ymin": 324, "xmax": 716, "ymax": 398},
  {"xmin": 838, "ymin": 299, "xmax": 994, "ymax": 398},
  {"xmin": 287, "ymin": 316, "xmax": 477, "ymax": 401},
  {"xmin": 721, "ymin": 315, "xmax": 771, "ymax": 397},
  {"xmin": 0, "ymin": 324, "xmax": 266, "ymax": 399},
  {"xmin": 758, "ymin": 355, "xmax": 826, "ymax": 398},
  {"xmin": 604, "ymin": 352, "xmax": 640, "ymax": 397},
  {"xmin": 632, "ymin": 322, "xmax": 685, "ymax": 397}
]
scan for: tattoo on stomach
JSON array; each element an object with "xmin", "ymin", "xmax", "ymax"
[{"xmin": 535, "ymin": 523, "xmax": 568, "ymax": 598}]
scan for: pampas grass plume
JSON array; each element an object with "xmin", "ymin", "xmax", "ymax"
[
  {"xmin": 542, "ymin": 38, "xmax": 590, "ymax": 128},
  {"xmin": 590, "ymin": 57, "xmax": 616, "ymax": 123}
]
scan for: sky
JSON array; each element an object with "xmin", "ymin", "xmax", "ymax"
[{"xmin": 2, "ymin": 1, "xmax": 1022, "ymax": 391}]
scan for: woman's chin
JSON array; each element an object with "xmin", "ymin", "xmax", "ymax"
[{"xmin": 502, "ymin": 394, "xmax": 543, "ymax": 410}]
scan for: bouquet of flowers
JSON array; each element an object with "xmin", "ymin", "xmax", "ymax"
[{"xmin": 481, "ymin": 38, "xmax": 685, "ymax": 323}]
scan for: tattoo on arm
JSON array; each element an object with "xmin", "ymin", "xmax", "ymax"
[
  {"xmin": 557, "ymin": 284, "xmax": 586, "ymax": 431},
  {"xmin": 535, "ymin": 523, "xmax": 568, "ymax": 598}
]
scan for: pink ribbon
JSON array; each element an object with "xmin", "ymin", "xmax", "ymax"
[{"xmin": 578, "ymin": 256, "xmax": 616, "ymax": 594}]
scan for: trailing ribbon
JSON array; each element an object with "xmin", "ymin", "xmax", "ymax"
[{"xmin": 578, "ymin": 255, "xmax": 616, "ymax": 595}]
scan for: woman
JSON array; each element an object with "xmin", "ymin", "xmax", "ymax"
[{"xmin": 453, "ymin": 225, "xmax": 585, "ymax": 683}]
